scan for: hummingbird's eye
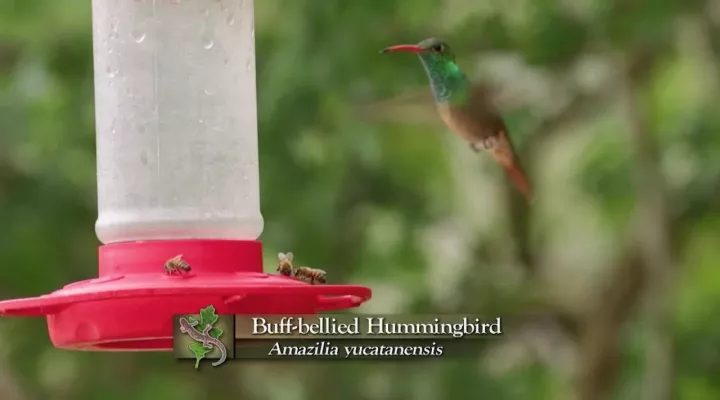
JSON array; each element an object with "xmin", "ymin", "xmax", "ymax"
[{"xmin": 432, "ymin": 44, "xmax": 444, "ymax": 52}]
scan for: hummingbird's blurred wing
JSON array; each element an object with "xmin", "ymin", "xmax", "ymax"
[
  {"xmin": 354, "ymin": 88, "xmax": 439, "ymax": 126},
  {"xmin": 356, "ymin": 51, "xmax": 479, "ymax": 126},
  {"xmin": 355, "ymin": 80, "xmax": 511, "ymax": 127}
]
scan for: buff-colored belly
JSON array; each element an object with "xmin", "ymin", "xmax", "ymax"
[{"xmin": 436, "ymin": 104, "xmax": 488, "ymax": 143}]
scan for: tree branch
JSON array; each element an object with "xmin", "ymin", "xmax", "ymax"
[
  {"xmin": 623, "ymin": 51, "xmax": 677, "ymax": 400},
  {"xmin": 573, "ymin": 242, "xmax": 645, "ymax": 400}
]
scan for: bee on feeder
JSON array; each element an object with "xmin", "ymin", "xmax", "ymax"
[
  {"xmin": 276, "ymin": 252, "xmax": 295, "ymax": 277},
  {"xmin": 277, "ymin": 252, "xmax": 327, "ymax": 284},
  {"xmin": 292, "ymin": 266, "xmax": 327, "ymax": 285},
  {"xmin": 164, "ymin": 254, "xmax": 192, "ymax": 275}
]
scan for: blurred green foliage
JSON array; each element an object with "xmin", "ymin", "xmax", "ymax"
[{"xmin": 1, "ymin": 0, "xmax": 720, "ymax": 399}]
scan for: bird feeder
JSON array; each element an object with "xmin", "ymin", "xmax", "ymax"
[{"xmin": 0, "ymin": 0, "xmax": 370, "ymax": 350}]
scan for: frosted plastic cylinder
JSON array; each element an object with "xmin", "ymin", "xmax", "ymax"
[{"xmin": 91, "ymin": 0, "xmax": 262, "ymax": 244}]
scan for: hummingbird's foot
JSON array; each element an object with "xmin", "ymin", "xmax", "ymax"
[{"xmin": 481, "ymin": 137, "xmax": 496, "ymax": 150}]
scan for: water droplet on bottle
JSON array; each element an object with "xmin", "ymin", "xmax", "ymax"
[
  {"xmin": 140, "ymin": 152, "xmax": 148, "ymax": 165},
  {"xmin": 202, "ymin": 8, "xmax": 210, "ymax": 17},
  {"xmin": 204, "ymin": 89, "xmax": 214, "ymax": 95},
  {"xmin": 171, "ymin": 0, "xmax": 182, "ymax": 4},
  {"xmin": 198, "ymin": 119, "xmax": 204, "ymax": 124},
  {"xmin": 106, "ymin": 66, "xmax": 118, "ymax": 78},
  {"xmin": 251, "ymin": 27, "xmax": 255, "ymax": 39},
  {"xmin": 131, "ymin": 29, "xmax": 146, "ymax": 43},
  {"xmin": 109, "ymin": 18, "xmax": 119, "ymax": 39},
  {"xmin": 227, "ymin": 13, "xmax": 235, "ymax": 25},
  {"xmin": 202, "ymin": 36, "xmax": 214, "ymax": 49},
  {"xmin": 246, "ymin": 60, "xmax": 253, "ymax": 71}
]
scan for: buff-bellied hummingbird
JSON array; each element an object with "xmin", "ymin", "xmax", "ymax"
[{"xmin": 381, "ymin": 38, "xmax": 532, "ymax": 200}]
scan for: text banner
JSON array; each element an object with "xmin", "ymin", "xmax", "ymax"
[{"xmin": 235, "ymin": 315, "xmax": 504, "ymax": 340}]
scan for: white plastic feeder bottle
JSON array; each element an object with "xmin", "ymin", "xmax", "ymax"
[{"xmin": 93, "ymin": 0, "xmax": 263, "ymax": 243}]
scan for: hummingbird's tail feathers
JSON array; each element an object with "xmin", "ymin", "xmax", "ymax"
[
  {"xmin": 488, "ymin": 132, "xmax": 533, "ymax": 201},
  {"xmin": 502, "ymin": 161, "xmax": 533, "ymax": 201}
]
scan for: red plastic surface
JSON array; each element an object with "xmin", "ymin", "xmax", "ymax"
[{"xmin": 0, "ymin": 240, "xmax": 371, "ymax": 350}]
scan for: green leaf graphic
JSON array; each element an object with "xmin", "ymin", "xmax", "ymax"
[
  {"xmin": 186, "ymin": 305, "xmax": 223, "ymax": 368},
  {"xmin": 199, "ymin": 305, "xmax": 219, "ymax": 327},
  {"xmin": 188, "ymin": 342, "xmax": 210, "ymax": 369},
  {"xmin": 209, "ymin": 327, "xmax": 223, "ymax": 338}
]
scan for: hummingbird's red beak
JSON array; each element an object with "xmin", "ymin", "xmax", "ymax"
[{"xmin": 381, "ymin": 44, "xmax": 424, "ymax": 54}]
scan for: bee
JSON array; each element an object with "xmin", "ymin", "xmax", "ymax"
[
  {"xmin": 277, "ymin": 252, "xmax": 295, "ymax": 277},
  {"xmin": 292, "ymin": 266, "xmax": 327, "ymax": 285},
  {"xmin": 164, "ymin": 254, "xmax": 192, "ymax": 275}
]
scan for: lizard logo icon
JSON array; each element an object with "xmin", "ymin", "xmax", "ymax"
[{"xmin": 178, "ymin": 305, "xmax": 228, "ymax": 368}]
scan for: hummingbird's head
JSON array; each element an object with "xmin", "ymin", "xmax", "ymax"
[
  {"xmin": 381, "ymin": 37, "xmax": 456, "ymax": 63},
  {"xmin": 381, "ymin": 38, "xmax": 465, "ymax": 103}
]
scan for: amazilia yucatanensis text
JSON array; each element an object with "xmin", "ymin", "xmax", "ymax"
[{"xmin": 381, "ymin": 38, "xmax": 532, "ymax": 200}]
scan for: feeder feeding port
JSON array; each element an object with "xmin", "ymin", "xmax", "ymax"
[{"xmin": 0, "ymin": 0, "xmax": 371, "ymax": 351}]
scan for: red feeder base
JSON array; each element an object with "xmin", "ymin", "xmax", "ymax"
[{"xmin": 0, "ymin": 240, "xmax": 371, "ymax": 351}]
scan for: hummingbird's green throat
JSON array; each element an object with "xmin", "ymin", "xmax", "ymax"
[{"xmin": 381, "ymin": 38, "xmax": 468, "ymax": 104}]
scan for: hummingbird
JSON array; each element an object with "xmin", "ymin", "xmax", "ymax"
[{"xmin": 381, "ymin": 38, "xmax": 532, "ymax": 200}]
